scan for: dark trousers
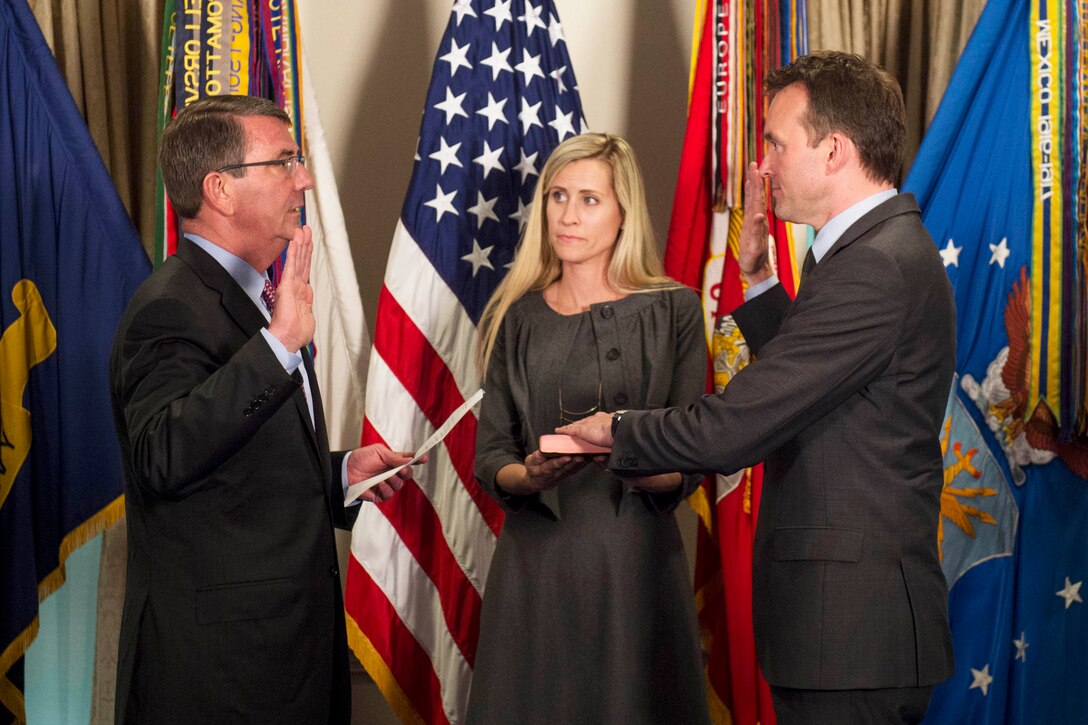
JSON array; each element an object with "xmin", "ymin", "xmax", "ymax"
[{"xmin": 771, "ymin": 685, "xmax": 934, "ymax": 725}]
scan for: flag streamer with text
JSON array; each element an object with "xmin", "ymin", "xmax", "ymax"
[{"xmin": 666, "ymin": 2, "xmax": 807, "ymax": 725}]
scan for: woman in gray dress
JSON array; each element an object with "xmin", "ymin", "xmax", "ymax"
[{"xmin": 469, "ymin": 133, "xmax": 711, "ymax": 725}]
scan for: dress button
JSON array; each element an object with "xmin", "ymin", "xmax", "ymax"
[
  {"xmin": 613, "ymin": 392, "xmax": 628, "ymax": 406},
  {"xmin": 600, "ymin": 305, "xmax": 614, "ymax": 319},
  {"xmin": 606, "ymin": 348, "xmax": 620, "ymax": 361}
]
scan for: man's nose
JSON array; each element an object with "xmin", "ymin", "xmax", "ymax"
[
  {"xmin": 757, "ymin": 155, "xmax": 772, "ymax": 177},
  {"xmin": 295, "ymin": 163, "xmax": 315, "ymax": 191}
]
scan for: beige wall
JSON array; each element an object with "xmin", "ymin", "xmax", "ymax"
[{"xmin": 298, "ymin": 0, "xmax": 697, "ymax": 335}]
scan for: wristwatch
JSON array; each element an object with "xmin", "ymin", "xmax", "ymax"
[{"xmin": 611, "ymin": 410, "xmax": 628, "ymax": 437}]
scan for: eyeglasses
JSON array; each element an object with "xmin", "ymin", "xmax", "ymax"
[
  {"xmin": 216, "ymin": 153, "xmax": 306, "ymax": 177},
  {"xmin": 559, "ymin": 381, "xmax": 603, "ymax": 426}
]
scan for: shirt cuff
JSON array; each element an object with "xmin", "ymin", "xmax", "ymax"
[
  {"xmin": 341, "ymin": 450, "xmax": 358, "ymax": 505},
  {"xmin": 744, "ymin": 273, "xmax": 780, "ymax": 301},
  {"xmin": 260, "ymin": 328, "xmax": 303, "ymax": 373}
]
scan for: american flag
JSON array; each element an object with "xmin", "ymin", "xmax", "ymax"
[{"xmin": 345, "ymin": 1, "xmax": 585, "ymax": 722}]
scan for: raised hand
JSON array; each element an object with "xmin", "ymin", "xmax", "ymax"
[
  {"xmin": 267, "ymin": 225, "xmax": 315, "ymax": 353},
  {"xmin": 739, "ymin": 162, "xmax": 773, "ymax": 284}
]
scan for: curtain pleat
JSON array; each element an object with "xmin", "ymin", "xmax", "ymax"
[
  {"xmin": 808, "ymin": 0, "xmax": 987, "ymax": 179},
  {"xmin": 30, "ymin": 0, "xmax": 163, "ymax": 255}
]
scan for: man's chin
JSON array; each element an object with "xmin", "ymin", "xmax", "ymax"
[{"xmin": 769, "ymin": 199, "xmax": 799, "ymax": 225}]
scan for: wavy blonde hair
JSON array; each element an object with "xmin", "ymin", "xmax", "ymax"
[{"xmin": 476, "ymin": 132, "xmax": 680, "ymax": 373}]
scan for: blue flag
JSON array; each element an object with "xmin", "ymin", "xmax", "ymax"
[
  {"xmin": 0, "ymin": 0, "xmax": 150, "ymax": 720},
  {"xmin": 905, "ymin": 0, "xmax": 1088, "ymax": 721}
]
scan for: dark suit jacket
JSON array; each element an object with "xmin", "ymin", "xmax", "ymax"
[
  {"xmin": 109, "ymin": 238, "xmax": 354, "ymax": 723},
  {"xmin": 611, "ymin": 193, "xmax": 956, "ymax": 690}
]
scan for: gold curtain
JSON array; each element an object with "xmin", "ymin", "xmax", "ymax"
[
  {"xmin": 30, "ymin": 0, "xmax": 164, "ymax": 256},
  {"xmin": 808, "ymin": 0, "xmax": 988, "ymax": 178}
]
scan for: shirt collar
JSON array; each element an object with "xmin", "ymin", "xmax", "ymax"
[
  {"xmin": 185, "ymin": 234, "xmax": 270, "ymax": 319},
  {"xmin": 811, "ymin": 188, "xmax": 898, "ymax": 264}
]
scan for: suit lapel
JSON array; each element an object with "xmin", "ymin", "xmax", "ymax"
[
  {"xmin": 175, "ymin": 238, "xmax": 268, "ymax": 338},
  {"xmin": 176, "ymin": 238, "xmax": 327, "ymax": 468}
]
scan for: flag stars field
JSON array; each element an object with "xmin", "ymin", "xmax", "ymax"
[
  {"xmin": 548, "ymin": 14, "xmax": 565, "ymax": 46},
  {"xmin": 435, "ymin": 87, "xmax": 469, "ymax": 123},
  {"xmin": 510, "ymin": 198, "xmax": 531, "ymax": 230},
  {"xmin": 484, "ymin": 0, "xmax": 512, "ymax": 29},
  {"xmin": 425, "ymin": 184, "xmax": 459, "ymax": 222},
  {"xmin": 514, "ymin": 149, "xmax": 539, "ymax": 179},
  {"xmin": 1013, "ymin": 632, "xmax": 1029, "ymax": 662},
  {"xmin": 481, "ymin": 42, "xmax": 513, "ymax": 79},
  {"xmin": 548, "ymin": 106, "xmax": 576, "ymax": 140},
  {"xmin": 441, "ymin": 38, "xmax": 473, "ymax": 77},
  {"xmin": 473, "ymin": 142, "xmax": 506, "ymax": 178},
  {"xmin": 518, "ymin": 99, "xmax": 543, "ymax": 132},
  {"xmin": 515, "ymin": 51, "xmax": 545, "ymax": 85},
  {"xmin": 468, "ymin": 192, "xmax": 500, "ymax": 226},
  {"xmin": 970, "ymin": 664, "xmax": 994, "ymax": 696},
  {"xmin": 452, "ymin": 0, "xmax": 477, "ymax": 25},
  {"xmin": 940, "ymin": 238, "xmax": 963, "ymax": 267},
  {"xmin": 519, "ymin": 3, "xmax": 547, "ymax": 36},
  {"xmin": 989, "ymin": 237, "xmax": 1010, "ymax": 267},
  {"xmin": 549, "ymin": 65, "xmax": 568, "ymax": 93},
  {"xmin": 429, "ymin": 137, "xmax": 464, "ymax": 174},
  {"xmin": 461, "ymin": 239, "xmax": 496, "ymax": 276},
  {"xmin": 476, "ymin": 93, "xmax": 509, "ymax": 130},
  {"xmin": 1057, "ymin": 576, "xmax": 1083, "ymax": 609}
]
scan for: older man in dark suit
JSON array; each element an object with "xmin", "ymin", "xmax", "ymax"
[
  {"xmin": 562, "ymin": 52, "xmax": 956, "ymax": 724},
  {"xmin": 110, "ymin": 95, "xmax": 416, "ymax": 724}
]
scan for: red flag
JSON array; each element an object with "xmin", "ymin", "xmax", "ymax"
[
  {"xmin": 667, "ymin": 2, "xmax": 808, "ymax": 724},
  {"xmin": 663, "ymin": 0, "xmax": 716, "ymax": 292}
]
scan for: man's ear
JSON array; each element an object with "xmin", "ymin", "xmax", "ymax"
[
  {"xmin": 201, "ymin": 171, "xmax": 235, "ymax": 216},
  {"xmin": 824, "ymin": 131, "xmax": 854, "ymax": 175}
]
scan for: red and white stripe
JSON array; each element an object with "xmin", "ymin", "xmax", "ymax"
[{"xmin": 348, "ymin": 220, "xmax": 504, "ymax": 724}]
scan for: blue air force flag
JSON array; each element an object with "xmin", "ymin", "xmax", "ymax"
[{"xmin": 904, "ymin": 0, "xmax": 1088, "ymax": 721}]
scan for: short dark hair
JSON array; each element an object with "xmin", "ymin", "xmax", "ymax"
[
  {"xmin": 765, "ymin": 51, "xmax": 906, "ymax": 185},
  {"xmin": 159, "ymin": 95, "xmax": 291, "ymax": 219}
]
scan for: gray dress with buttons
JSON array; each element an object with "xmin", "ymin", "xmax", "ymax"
[{"xmin": 468, "ymin": 287, "xmax": 711, "ymax": 725}]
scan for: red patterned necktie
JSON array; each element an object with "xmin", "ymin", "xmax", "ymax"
[{"xmin": 260, "ymin": 279, "xmax": 276, "ymax": 314}]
